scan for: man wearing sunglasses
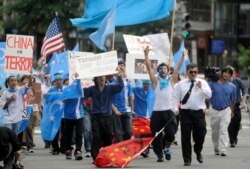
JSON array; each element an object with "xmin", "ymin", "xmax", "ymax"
[{"xmin": 174, "ymin": 63, "xmax": 212, "ymax": 166}]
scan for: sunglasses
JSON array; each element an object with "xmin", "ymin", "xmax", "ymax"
[{"xmin": 189, "ymin": 71, "xmax": 198, "ymax": 74}]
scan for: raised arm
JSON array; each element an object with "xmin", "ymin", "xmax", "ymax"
[
  {"xmin": 144, "ymin": 46, "xmax": 157, "ymax": 89},
  {"xmin": 172, "ymin": 49, "xmax": 186, "ymax": 85}
]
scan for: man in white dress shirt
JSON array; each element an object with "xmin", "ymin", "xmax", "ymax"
[{"xmin": 174, "ymin": 63, "xmax": 212, "ymax": 166}]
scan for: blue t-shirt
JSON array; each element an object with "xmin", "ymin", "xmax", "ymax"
[
  {"xmin": 113, "ymin": 79, "xmax": 133, "ymax": 113},
  {"xmin": 133, "ymin": 87, "xmax": 148, "ymax": 117},
  {"xmin": 209, "ymin": 81, "xmax": 236, "ymax": 109}
]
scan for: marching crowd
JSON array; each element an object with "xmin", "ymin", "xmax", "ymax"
[{"xmin": 0, "ymin": 47, "xmax": 248, "ymax": 169}]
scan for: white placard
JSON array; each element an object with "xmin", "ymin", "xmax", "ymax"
[
  {"xmin": 126, "ymin": 53, "xmax": 165, "ymax": 80},
  {"xmin": 124, "ymin": 33, "xmax": 170, "ymax": 64},
  {"xmin": 69, "ymin": 51, "xmax": 118, "ymax": 79},
  {"xmin": 5, "ymin": 34, "xmax": 34, "ymax": 74},
  {"xmin": 123, "ymin": 34, "xmax": 152, "ymax": 55}
]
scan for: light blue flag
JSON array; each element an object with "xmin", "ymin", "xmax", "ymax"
[
  {"xmin": 89, "ymin": 6, "xmax": 116, "ymax": 51},
  {"xmin": 50, "ymin": 52, "xmax": 69, "ymax": 82},
  {"xmin": 71, "ymin": 0, "xmax": 174, "ymax": 28},
  {"xmin": 60, "ymin": 79, "xmax": 83, "ymax": 100},
  {"xmin": 0, "ymin": 109, "xmax": 3, "ymax": 126},
  {"xmin": 147, "ymin": 84, "xmax": 155, "ymax": 118},
  {"xmin": 41, "ymin": 92, "xmax": 64, "ymax": 141},
  {"xmin": 73, "ymin": 43, "xmax": 80, "ymax": 51},
  {"xmin": 0, "ymin": 42, "xmax": 6, "ymax": 65},
  {"xmin": 173, "ymin": 41, "xmax": 190, "ymax": 75}
]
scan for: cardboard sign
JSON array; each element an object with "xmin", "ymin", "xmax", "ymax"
[
  {"xmin": 28, "ymin": 83, "xmax": 42, "ymax": 104},
  {"xmin": 126, "ymin": 54, "xmax": 166, "ymax": 80},
  {"xmin": 5, "ymin": 34, "xmax": 34, "ymax": 74},
  {"xmin": 124, "ymin": 33, "xmax": 171, "ymax": 64},
  {"xmin": 69, "ymin": 51, "xmax": 118, "ymax": 79}
]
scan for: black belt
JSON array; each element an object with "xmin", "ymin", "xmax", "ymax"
[{"xmin": 213, "ymin": 106, "xmax": 229, "ymax": 111}]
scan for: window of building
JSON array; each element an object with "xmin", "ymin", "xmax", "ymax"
[{"xmin": 186, "ymin": 0, "xmax": 212, "ymax": 22}]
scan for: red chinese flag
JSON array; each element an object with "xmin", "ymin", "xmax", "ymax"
[
  {"xmin": 132, "ymin": 118, "xmax": 151, "ymax": 136},
  {"xmin": 95, "ymin": 137, "xmax": 154, "ymax": 168}
]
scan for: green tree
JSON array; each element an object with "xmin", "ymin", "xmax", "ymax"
[
  {"xmin": 238, "ymin": 44, "xmax": 250, "ymax": 75},
  {"xmin": 1, "ymin": 0, "xmax": 83, "ymax": 35}
]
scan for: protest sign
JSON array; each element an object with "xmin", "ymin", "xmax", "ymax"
[
  {"xmin": 124, "ymin": 33, "xmax": 171, "ymax": 64},
  {"xmin": 69, "ymin": 51, "xmax": 118, "ymax": 79},
  {"xmin": 5, "ymin": 34, "xmax": 34, "ymax": 74},
  {"xmin": 126, "ymin": 53, "xmax": 165, "ymax": 80}
]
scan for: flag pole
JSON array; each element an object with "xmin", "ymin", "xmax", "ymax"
[
  {"xmin": 55, "ymin": 11, "xmax": 66, "ymax": 51},
  {"xmin": 112, "ymin": 31, "xmax": 115, "ymax": 51},
  {"xmin": 169, "ymin": 0, "xmax": 176, "ymax": 66}
]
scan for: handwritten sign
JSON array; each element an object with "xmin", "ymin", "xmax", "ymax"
[
  {"xmin": 69, "ymin": 51, "xmax": 118, "ymax": 79},
  {"xmin": 5, "ymin": 34, "xmax": 34, "ymax": 74}
]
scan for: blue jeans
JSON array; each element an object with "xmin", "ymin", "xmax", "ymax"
[
  {"xmin": 4, "ymin": 122, "xmax": 21, "ymax": 135},
  {"xmin": 83, "ymin": 110, "xmax": 91, "ymax": 152}
]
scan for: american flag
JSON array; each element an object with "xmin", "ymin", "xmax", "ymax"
[{"xmin": 41, "ymin": 17, "xmax": 65, "ymax": 61}]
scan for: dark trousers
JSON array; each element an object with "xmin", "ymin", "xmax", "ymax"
[
  {"xmin": 52, "ymin": 131, "xmax": 60, "ymax": 152},
  {"xmin": 150, "ymin": 110, "xmax": 176, "ymax": 158},
  {"xmin": 113, "ymin": 112, "xmax": 132, "ymax": 142},
  {"xmin": 64, "ymin": 118, "xmax": 84, "ymax": 152},
  {"xmin": 180, "ymin": 109, "xmax": 207, "ymax": 163},
  {"xmin": 228, "ymin": 103, "xmax": 241, "ymax": 144},
  {"xmin": 91, "ymin": 115, "xmax": 114, "ymax": 160}
]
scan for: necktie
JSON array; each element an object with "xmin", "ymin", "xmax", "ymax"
[{"xmin": 181, "ymin": 80, "xmax": 194, "ymax": 104}]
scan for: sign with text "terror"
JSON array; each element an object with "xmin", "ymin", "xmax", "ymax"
[{"xmin": 5, "ymin": 34, "xmax": 34, "ymax": 74}]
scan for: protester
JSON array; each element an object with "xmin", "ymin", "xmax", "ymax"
[
  {"xmin": 228, "ymin": 66, "xmax": 247, "ymax": 147},
  {"xmin": 0, "ymin": 126, "xmax": 22, "ymax": 169},
  {"xmin": 0, "ymin": 74, "xmax": 32, "ymax": 134},
  {"xmin": 83, "ymin": 65, "xmax": 124, "ymax": 161},
  {"xmin": 40, "ymin": 73, "xmax": 51, "ymax": 149},
  {"xmin": 174, "ymin": 63, "xmax": 212, "ymax": 166},
  {"xmin": 143, "ymin": 46, "xmax": 185, "ymax": 162},
  {"xmin": 112, "ymin": 60, "xmax": 134, "ymax": 142},
  {"xmin": 46, "ymin": 73, "xmax": 64, "ymax": 155},
  {"xmin": 209, "ymin": 66, "xmax": 236, "ymax": 156},
  {"xmin": 83, "ymin": 98, "xmax": 92, "ymax": 158},
  {"xmin": 64, "ymin": 80, "xmax": 84, "ymax": 160}
]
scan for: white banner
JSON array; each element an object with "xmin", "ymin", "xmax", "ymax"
[
  {"xmin": 126, "ymin": 53, "xmax": 166, "ymax": 80},
  {"xmin": 124, "ymin": 33, "xmax": 170, "ymax": 64},
  {"xmin": 5, "ymin": 34, "xmax": 34, "ymax": 74},
  {"xmin": 69, "ymin": 51, "xmax": 118, "ymax": 79}
]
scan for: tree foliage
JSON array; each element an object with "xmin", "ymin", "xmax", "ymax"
[
  {"xmin": 2, "ymin": 0, "xmax": 83, "ymax": 35},
  {"xmin": 238, "ymin": 44, "xmax": 250, "ymax": 75}
]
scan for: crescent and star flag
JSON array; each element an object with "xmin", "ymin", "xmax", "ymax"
[
  {"xmin": 40, "ymin": 79, "xmax": 83, "ymax": 141},
  {"xmin": 71, "ymin": 0, "xmax": 174, "ymax": 28},
  {"xmin": 41, "ymin": 16, "xmax": 65, "ymax": 62},
  {"xmin": 132, "ymin": 118, "xmax": 151, "ymax": 136}
]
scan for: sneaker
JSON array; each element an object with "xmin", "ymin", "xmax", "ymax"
[
  {"xmin": 214, "ymin": 149, "xmax": 220, "ymax": 155},
  {"xmin": 164, "ymin": 149, "xmax": 172, "ymax": 160},
  {"xmin": 157, "ymin": 157, "xmax": 164, "ymax": 162},
  {"xmin": 230, "ymin": 143, "xmax": 236, "ymax": 147},
  {"xmin": 13, "ymin": 163, "xmax": 24, "ymax": 169},
  {"xmin": 75, "ymin": 151, "xmax": 83, "ymax": 160},
  {"xmin": 52, "ymin": 150, "xmax": 60, "ymax": 155},
  {"xmin": 221, "ymin": 152, "xmax": 227, "ymax": 157},
  {"xmin": 21, "ymin": 145, "xmax": 27, "ymax": 150},
  {"xmin": 28, "ymin": 148, "xmax": 35, "ymax": 153},
  {"xmin": 85, "ymin": 152, "xmax": 91, "ymax": 158},
  {"xmin": 66, "ymin": 150, "xmax": 72, "ymax": 160}
]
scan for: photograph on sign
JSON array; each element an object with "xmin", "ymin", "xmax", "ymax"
[
  {"xmin": 126, "ymin": 53, "xmax": 165, "ymax": 80},
  {"xmin": 134, "ymin": 59, "xmax": 158, "ymax": 74}
]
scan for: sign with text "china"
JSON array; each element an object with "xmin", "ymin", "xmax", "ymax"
[{"xmin": 5, "ymin": 34, "xmax": 34, "ymax": 74}]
